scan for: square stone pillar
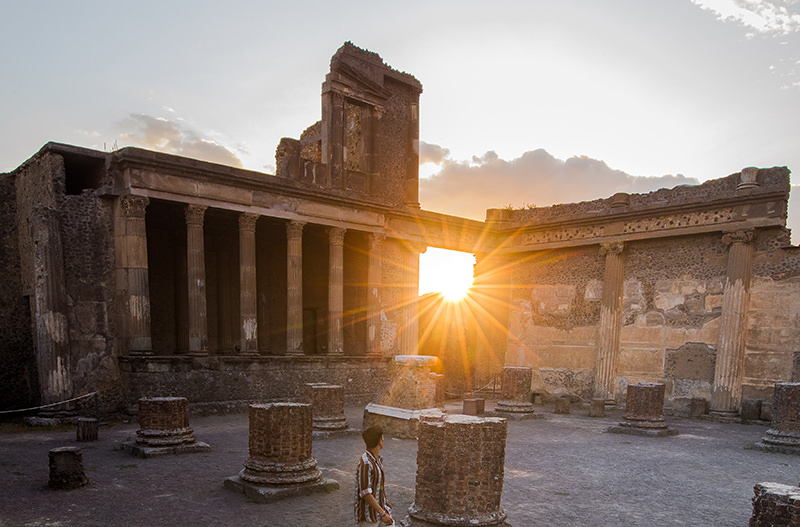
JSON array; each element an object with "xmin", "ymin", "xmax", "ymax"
[
  {"xmin": 185, "ymin": 205, "xmax": 209, "ymax": 355},
  {"xmin": 327, "ymin": 227, "xmax": 346, "ymax": 356},
  {"xmin": 286, "ymin": 221, "xmax": 305, "ymax": 356},
  {"xmin": 239, "ymin": 213, "xmax": 259, "ymax": 355}
]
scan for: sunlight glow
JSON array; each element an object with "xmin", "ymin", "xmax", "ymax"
[{"xmin": 419, "ymin": 247, "xmax": 475, "ymax": 300}]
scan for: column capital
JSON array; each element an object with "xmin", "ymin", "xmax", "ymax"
[
  {"xmin": 239, "ymin": 212, "xmax": 259, "ymax": 232},
  {"xmin": 599, "ymin": 241, "xmax": 624, "ymax": 256},
  {"xmin": 722, "ymin": 229, "xmax": 755, "ymax": 246},
  {"xmin": 368, "ymin": 232, "xmax": 386, "ymax": 250},
  {"xmin": 286, "ymin": 220, "xmax": 306, "ymax": 240},
  {"xmin": 119, "ymin": 195, "xmax": 149, "ymax": 218},
  {"xmin": 327, "ymin": 227, "xmax": 346, "ymax": 246},
  {"xmin": 184, "ymin": 204, "xmax": 207, "ymax": 226}
]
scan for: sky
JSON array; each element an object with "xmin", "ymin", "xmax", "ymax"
[{"xmin": 2, "ymin": 0, "xmax": 799, "ymax": 294}]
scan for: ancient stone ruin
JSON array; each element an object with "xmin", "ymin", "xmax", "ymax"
[
  {"xmin": 124, "ymin": 397, "xmax": 210, "ymax": 457},
  {"xmin": 750, "ymin": 482, "xmax": 800, "ymax": 526},
  {"xmin": 401, "ymin": 414, "xmax": 510, "ymax": 527},
  {"xmin": 224, "ymin": 402, "xmax": 338, "ymax": 503},
  {"xmin": 48, "ymin": 446, "xmax": 88, "ymax": 490},
  {"xmin": 755, "ymin": 382, "xmax": 800, "ymax": 454},
  {"xmin": 495, "ymin": 366, "xmax": 535, "ymax": 415},
  {"xmin": 609, "ymin": 382, "xmax": 678, "ymax": 437},
  {"xmin": 303, "ymin": 382, "xmax": 349, "ymax": 432}
]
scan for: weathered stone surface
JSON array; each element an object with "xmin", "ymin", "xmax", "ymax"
[
  {"xmin": 48, "ymin": 446, "xmax": 88, "ymax": 490},
  {"xmin": 304, "ymin": 383, "xmax": 348, "ymax": 431},
  {"xmin": 124, "ymin": 396, "xmax": 210, "ymax": 457},
  {"xmin": 496, "ymin": 367, "xmax": 535, "ymax": 414},
  {"xmin": 749, "ymin": 482, "xmax": 800, "ymax": 526},
  {"xmin": 76, "ymin": 418, "xmax": 98, "ymax": 442},
  {"xmin": 609, "ymin": 383, "xmax": 678, "ymax": 437},
  {"xmin": 755, "ymin": 383, "xmax": 800, "ymax": 454}
]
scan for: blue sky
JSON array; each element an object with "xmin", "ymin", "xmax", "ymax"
[{"xmin": 2, "ymin": 0, "xmax": 799, "ymax": 241}]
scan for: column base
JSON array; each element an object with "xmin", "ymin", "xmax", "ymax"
[
  {"xmin": 400, "ymin": 505, "xmax": 510, "ymax": 527},
  {"xmin": 223, "ymin": 474, "xmax": 339, "ymax": 504},
  {"xmin": 607, "ymin": 425, "xmax": 678, "ymax": 437},
  {"xmin": 122, "ymin": 440, "xmax": 211, "ymax": 458}
]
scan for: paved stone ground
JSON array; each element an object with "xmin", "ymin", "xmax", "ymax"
[{"xmin": 0, "ymin": 401, "xmax": 797, "ymax": 527}]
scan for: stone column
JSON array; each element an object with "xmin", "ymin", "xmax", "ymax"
[
  {"xmin": 610, "ymin": 383, "xmax": 678, "ymax": 436},
  {"xmin": 400, "ymin": 243, "xmax": 425, "ymax": 355},
  {"xmin": 30, "ymin": 206, "xmax": 73, "ymax": 405},
  {"xmin": 117, "ymin": 195, "xmax": 152, "ymax": 354},
  {"xmin": 304, "ymin": 383, "xmax": 348, "ymax": 431},
  {"xmin": 239, "ymin": 213, "xmax": 259, "ymax": 355},
  {"xmin": 185, "ymin": 205, "xmax": 209, "ymax": 356},
  {"xmin": 322, "ymin": 90, "xmax": 345, "ymax": 189},
  {"xmin": 756, "ymin": 382, "xmax": 800, "ymax": 454},
  {"xmin": 286, "ymin": 220, "xmax": 306, "ymax": 356},
  {"xmin": 593, "ymin": 241, "xmax": 625, "ymax": 403},
  {"xmin": 367, "ymin": 233, "xmax": 385, "ymax": 357},
  {"xmin": 135, "ymin": 397, "xmax": 197, "ymax": 447},
  {"xmin": 327, "ymin": 227, "xmax": 346, "ymax": 356},
  {"xmin": 711, "ymin": 230, "xmax": 755, "ymax": 416},
  {"xmin": 401, "ymin": 414, "xmax": 510, "ymax": 527},
  {"xmin": 496, "ymin": 366, "xmax": 535, "ymax": 414}
]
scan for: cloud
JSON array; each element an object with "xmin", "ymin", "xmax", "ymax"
[
  {"xmin": 691, "ymin": 0, "xmax": 800, "ymax": 35},
  {"xmin": 118, "ymin": 114, "xmax": 243, "ymax": 168},
  {"xmin": 419, "ymin": 144, "xmax": 699, "ymax": 221},
  {"xmin": 419, "ymin": 141, "xmax": 451, "ymax": 164}
]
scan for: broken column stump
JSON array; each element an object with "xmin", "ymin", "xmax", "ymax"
[
  {"xmin": 123, "ymin": 397, "xmax": 210, "ymax": 457},
  {"xmin": 608, "ymin": 383, "xmax": 678, "ymax": 437},
  {"xmin": 589, "ymin": 398, "xmax": 606, "ymax": 418},
  {"xmin": 553, "ymin": 395, "xmax": 571, "ymax": 415},
  {"xmin": 224, "ymin": 402, "xmax": 338, "ymax": 503},
  {"xmin": 755, "ymin": 382, "xmax": 800, "ymax": 455},
  {"xmin": 495, "ymin": 366, "xmax": 536, "ymax": 417},
  {"xmin": 750, "ymin": 482, "xmax": 800, "ymax": 526},
  {"xmin": 76, "ymin": 417, "xmax": 98, "ymax": 442},
  {"xmin": 304, "ymin": 383, "xmax": 349, "ymax": 433},
  {"xmin": 48, "ymin": 446, "xmax": 88, "ymax": 490},
  {"xmin": 400, "ymin": 414, "xmax": 511, "ymax": 527}
]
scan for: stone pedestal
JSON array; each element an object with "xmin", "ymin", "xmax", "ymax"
[
  {"xmin": 589, "ymin": 398, "xmax": 606, "ymax": 418},
  {"xmin": 48, "ymin": 446, "xmax": 88, "ymax": 489},
  {"xmin": 364, "ymin": 355, "xmax": 443, "ymax": 438},
  {"xmin": 750, "ymin": 482, "xmax": 800, "ymax": 526},
  {"xmin": 755, "ymin": 383, "xmax": 800, "ymax": 455},
  {"xmin": 304, "ymin": 383, "xmax": 348, "ymax": 431},
  {"xmin": 400, "ymin": 414, "xmax": 511, "ymax": 527},
  {"xmin": 463, "ymin": 398, "xmax": 485, "ymax": 416},
  {"xmin": 124, "ymin": 397, "xmax": 210, "ymax": 457},
  {"xmin": 609, "ymin": 383, "xmax": 678, "ymax": 437},
  {"xmin": 495, "ymin": 367, "xmax": 535, "ymax": 414},
  {"xmin": 224, "ymin": 403, "xmax": 338, "ymax": 503},
  {"xmin": 76, "ymin": 418, "xmax": 98, "ymax": 442},
  {"xmin": 553, "ymin": 396, "xmax": 570, "ymax": 415}
]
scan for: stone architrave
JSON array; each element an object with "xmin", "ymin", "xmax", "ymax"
[
  {"xmin": 239, "ymin": 213, "xmax": 259, "ymax": 355},
  {"xmin": 185, "ymin": 205, "xmax": 209, "ymax": 356},
  {"xmin": 400, "ymin": 414, "xmax": 511, "ymax": 527},
  {"xmin": 124, "ymin": 397, "xmax": 210, "ymax": 457},
  {"xmin": 327, "ymin": 227, "xmax": 346, "ymax": 356},
  {"xmin": 304, "ymin": 383, "xmax": 348, "ymax": 431},
  {"xmin": 755, "ymin": 383, "xmax": 800, "ymax": 455},
  {"xmin": 594, "ymin": 242, "xmax": 625, "ymax": 404},
  {"xmin": 711, "ymin": 230, "xmax": 755, "ymax": 417},
  {"xmin": 496, "ymin": 367, "xmax": 535, "ymax": 415},
  {"xmin": 286, "ymin": 221, "xmax": 305, "ymax": 356},
  {"xmin": 609, "ymin": 383, "xmax": 678, "ymax": 437},
  {"xmin": 48, "ymin": 446, "xmax": 88, "ymax": 490},
  {"xmin": 224, "ymin": 403, "xmax": 339, "ymax": 503}
]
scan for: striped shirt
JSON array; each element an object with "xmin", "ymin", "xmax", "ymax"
[{"xmin": 355, "ymin": 450, "xmax": 391, "ymax": 524}]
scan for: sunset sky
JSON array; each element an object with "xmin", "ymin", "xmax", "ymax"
[{"xmin": 2, "ymin": 1, "xmax": 799, "ymax": 295}]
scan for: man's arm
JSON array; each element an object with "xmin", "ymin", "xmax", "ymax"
[{"xmin": 362, "ymin": 492, "xmax": 393, "ymax": 525}]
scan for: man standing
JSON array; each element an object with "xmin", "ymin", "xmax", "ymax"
[{"xmin": 355, "ymin": 425, "xmax": 393, "ymax": 526}]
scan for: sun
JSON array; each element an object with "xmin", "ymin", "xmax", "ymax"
[{"xmin": 419, "ymin": 248, "xmax": 475, "ymax": 301}]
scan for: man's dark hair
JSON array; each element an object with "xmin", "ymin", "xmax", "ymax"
[{"xmin": 362, "ymin": 425, "xmax": 383, "ymax": 448}]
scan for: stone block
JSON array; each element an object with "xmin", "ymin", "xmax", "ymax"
[
  {"xmin": 749, "ymin": 482, "xmax": 800, "ymax": 526},
  {"xmin": 462, "ymin": 398, "xmax": 485, "ymax": 415},
  {"xmin": 76, "ymin": 418, "xmax": 98, "ymax": 442},
  {"xmin": 589, "ymin": 398, "xmax": 606, "ymax": 418},
  {"xmin": 48, "ymin": 446, "xmax": 88, "ymax": 490},
  {"xmin": 554, "ymin": 396, "xmax": 570, "ymax": 414},
  {"xmin": 741, "ymin": 399, "xmax": 762, "ymax": 421}
]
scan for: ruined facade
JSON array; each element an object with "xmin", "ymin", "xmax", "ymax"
[{"xmin": 1, "ymin": 42, "xmax": 798, "ymax": 416}]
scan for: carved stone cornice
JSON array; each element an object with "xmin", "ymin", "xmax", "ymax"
[
  {"xmin": 184, "ymin": 204, "xmax": 207, "ymax": 226},
  {"xmin": 722, "ymin": 229, "xmax": 755, "ymax": 246},
  {"xmin": 327, "ymin": 227, "xmax": 346, "ymax": 246},
  {"xmin": 599, "ymin": 242, "xmax": 624, "ymax": 257},
  {"xmin": 239, "ymin": 213, "xmax": 259, "ymax": 233},
  {"xmin": 286, "ymin": 220, "xmax": 306, "ymax": 240},
  {"xmin": 120, "ymin": 195, "xmax": 149, "ymax": 218}
]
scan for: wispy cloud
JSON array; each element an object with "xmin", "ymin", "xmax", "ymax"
[
  {"xmin": 418, "ymin": 142, "xmax": 699, "ymax": 220},
  {"xmin": 118, "ymin": 114, "xmax": 243, "ymax": 168},
  {"xmin": 691, "ymin": 0, "xmax": 800, "ymax": 36}
]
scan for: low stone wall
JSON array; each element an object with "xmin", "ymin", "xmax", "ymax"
[{"xmin": 119, "ymin": 355, "xmax": 390, "ymax": 414}]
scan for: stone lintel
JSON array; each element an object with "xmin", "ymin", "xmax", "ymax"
[
  {"xmin": 122, "ymin": 441, "xmax": 211, "ymax": 458},
  {"xmin": 223, "ymin": 475, "xmax": 339, "ymax": 504}
]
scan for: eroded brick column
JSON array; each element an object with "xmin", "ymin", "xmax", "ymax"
[
  {"xmin": 757, "ymin": 383, "xmax": 800, "ymax": 453},
  {"xmin": 612, "ymin": 383, "xmax": 677, "ymax": 436},
  {"xmin": 239, "ymin": 213, "xmax": 259, "ymax": 355},
  {"xmin": 185, "ymin": 205, "xmax": 208, "ymax": 355},
  {"xmin": 135, "ymin": 397, "xmax": 197, "ymax": 447},
  {"xmin": 366, "ymin": 233, "xmax": 385, "ymax": 357},
  {"xmin": 594, "ymin": 242, "xmax": 625, "ymax": 402},
  {"xmin": 30, "ymin": 206, "xmax": 73, "ymax": 405},
  {"xmin": 117, "ymin": 195, "xmax": 152, "ymax": 354},
  {"xmin": 286, "ymin": 221, "xmax": 305, "ymax": 356},
  {"xmin": 304, "ymin": 383, "xmax": 348, "ymax": 430},
  {"xmin": 496, "ymin": 366, "xmax": 534, "ymax": 414},
  {"xmin": 402, "ymin": 415, "xmax": 510, "ymax": 527},
  {"xmin": 327, "ymin": 227, "xmax": 345, "ymax": 356},
  {"xmin": 239, "ymin": 403, "xmax": 321, "ymax": 485},
  {"xmin": 750, "ymin": 482, "xmax": 800, "ymax": 526},
  {"xmin": 711, "ymin": 229, "xmax": 755, "ymax": 416}
]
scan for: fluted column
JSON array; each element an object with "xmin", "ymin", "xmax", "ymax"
[
  {"xmin": 239, "ymin": 213, "xmax": 259, "ymax": 355},
  {"xmin": 367, "ymin": 233, "xmax": 385, "ymax": 357},
  {"xmin": 711, "ymin": 230, "xmax": 755, "ymax": 416},
  {"xmin": 594, "ymin": 242, "xmax": 625, "ymax": 402},
  {"xmin": 118, "ymin": 195, "xmax": 152, "ymax": 354},
  {"xmin": 30, "ymin": 206, "xmax": 73, "ymax": 405},
  {"xmin": 400, "ymin": 243, "xmax": 426, "ymax": 355},
  {"xmin": 185, "ymin": 205, "xmax": 208, "ymax": 356},
  {"xmin": 286, "ymin": 221, "xmax": 305, "ymax": 356},
  {"xmin": 327, "ymin": 227, "xmax": 346, "ymax": 356}
]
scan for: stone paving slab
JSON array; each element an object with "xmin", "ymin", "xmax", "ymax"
[{"xmin": 0, "ymin": 401, "xmax": 798, "ymax": 526}]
